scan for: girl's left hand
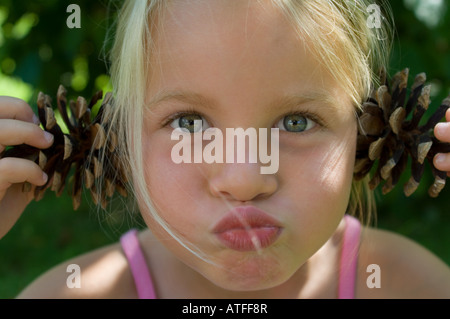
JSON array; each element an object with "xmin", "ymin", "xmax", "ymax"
[{"xmin": 434, "ymin": 108, "xmax": 450, "ymax": 177}]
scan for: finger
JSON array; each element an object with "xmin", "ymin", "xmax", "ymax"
[
  {"xmin": 0, "ymin": 96, "xmax": 40, "ymax": 124},
  {"xmin": 0, "ymin": 119, "xmax": 53, "ymax": 150},
  {"xmin": 0, "ymin": 157, "xmax": 48, "ymax": 190},
  {"xmin": 433, "ymin": 153, "xmax": 450, "ymax": 175},
  {"xmin": 434, "ymin": 122, "xmax": 450, "ymax": 143},
  {"xmin": 446, "ymin": 108, "xmax": 450, "ymax": 122}
]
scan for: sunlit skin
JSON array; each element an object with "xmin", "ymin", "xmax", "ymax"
[{"xmin": 138, "ymin": 0, "xmax": 357, "ymax": 297}]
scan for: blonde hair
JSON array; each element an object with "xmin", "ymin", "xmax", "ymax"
[{"xmin": 102, "ymin": 0, "xmax": 393, "ymax": 247}]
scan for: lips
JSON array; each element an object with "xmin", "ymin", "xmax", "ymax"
[{"xmin": 212, "ymin": 206, "xmax": 282, "ymax": 252}]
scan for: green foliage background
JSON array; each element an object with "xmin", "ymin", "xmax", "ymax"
[{"xmin": 0, "ymin": 0, "xmax": 449, "ymax": 298}]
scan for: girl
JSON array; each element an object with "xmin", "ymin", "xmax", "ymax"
[{"xmin": 1, "ymin": 0, "xmax": 450, "ymax": 298}]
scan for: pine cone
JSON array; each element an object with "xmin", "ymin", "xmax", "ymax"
[
  {"xmin": 355, "ymin": 68, "xmax": 450, "ymax": 197},
  {"xmin": 0, "ymin": 85, "xmax": 128, "ymax": 210}
]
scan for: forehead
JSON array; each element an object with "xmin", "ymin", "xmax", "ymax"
[
  {"xmin": 162, "ymin": 0, "xmax": 291, "ymax": 45},
  {"xmin": 156, "ymin": 0, "xmax": 297, "ymax": 65},
  {"xmin": 148, "ymin": 0, "xmax": 351, "ymax": 112}
]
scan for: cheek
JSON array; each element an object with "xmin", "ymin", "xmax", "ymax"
[
  {"xmin": 315, "ymin": 137, "xmax": 356, "ymax": 196},
  {"xmin": 274, "ymin": 133, "xmax": 356, "ymax": 264},
  {"xmin": 279, "ymin": 128, "xmax": 357, "ymax": 229},
  {"xmin": 140, "ymin": 134, "xmax": 207, "ymax": 234},
  {"xmin": 282, "ymin": 134, "xmax": 355, "ymax": 194}
]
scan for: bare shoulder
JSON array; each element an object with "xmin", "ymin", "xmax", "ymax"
[
  {"xmin": 17, "ymin": 241, "xmax": 137, "ymax": 299},
  {"xmin": 355, "ymin": 226, "xmax": 450, "ymax": 298}
]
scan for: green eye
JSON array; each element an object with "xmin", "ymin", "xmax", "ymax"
[
  {"xmin": 278, "ymin": 114, "xmax": 315, "ymax": 132},
  {"xmin": 170, "ymin": 114, "xmax": 208, "ymax": 133}
]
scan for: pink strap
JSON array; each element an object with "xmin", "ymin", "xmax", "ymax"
[
  {"xmin": 120, "ymin": 229, "xmax": 157, "ymax": 299},
  {"xmin": 338, "ymin": 215, "xmax": 361, "ymax": 299}
]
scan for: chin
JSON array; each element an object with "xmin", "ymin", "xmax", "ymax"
[{"xmin": 202, "ymin": 250, "xmax": 299, "ymax": 292}]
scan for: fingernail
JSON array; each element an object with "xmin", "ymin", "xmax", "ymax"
[
  {"xmin": 42, "ymin": 172, "xmax": 48, "ymax": 183},
  {"xmin": 435, "ymin": 122, "xmax": 447, "ymax": 137},
  {"xmin": 435, "ymin": 153, "xmax": 445, "ymax": 165},
  {"xmin": 44, "ymin": 131, "xmax": 54, "ymax": 143},
  {"xmin": 32, "ymin": 114, "xmax": 41, "ymax": 125}
]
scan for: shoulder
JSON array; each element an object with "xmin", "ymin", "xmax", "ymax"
[
  {"xmin": 17, "ymin": 236, "xmax": 137, "ymax": 299},
  {"xmin": 355, "ymin": 225, "xmax": 450, "ymax": 298}
]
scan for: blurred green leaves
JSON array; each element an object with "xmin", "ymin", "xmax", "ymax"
[{"xmin": 0, "ymin": 0, "xmax": 114, "ymax": 104}]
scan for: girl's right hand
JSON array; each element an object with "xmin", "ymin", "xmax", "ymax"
[{"xmin": 0, "ymin": 96, "xmax": 54, "ymax": 239}]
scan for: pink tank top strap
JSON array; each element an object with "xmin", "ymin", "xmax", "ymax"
[
  {"xmin": 338, "ymin": 214, "xmax": 361, "ymax": 299},
  {"xmin": 120, "ymin": 229, "xmax": 157, "ymax": 299}
]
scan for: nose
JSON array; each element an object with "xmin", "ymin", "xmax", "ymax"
[{"xmin": 208, "ymin": 162, "xmax": 278, "ymax": 202}]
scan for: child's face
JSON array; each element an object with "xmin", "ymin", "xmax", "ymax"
[{"xmin": 140, "ymin": 0, "xmax": 357, "ymax": 291}]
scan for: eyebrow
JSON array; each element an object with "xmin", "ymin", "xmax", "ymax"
[
  {"xmin": 268, "ymin": 91, "xmax": 339, "ymax": 113},
  {"xmin": 147, "ymin": 89, "xmax": 340, "ymax": 113},
  {"xmin": 147, "ymin": 90, "xmax": 217, "ymax": 110}
]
